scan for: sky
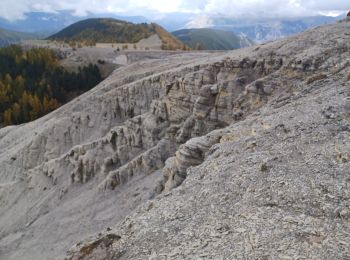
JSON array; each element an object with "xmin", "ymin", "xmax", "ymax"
[{"xmin": 0, "ymin": 0, "xmax": 348, "ymax": 21}]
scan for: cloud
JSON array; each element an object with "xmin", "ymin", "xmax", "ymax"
[
  {"xmin": 0, "ymin": 0, "xmax": 348, "ymax": 21},
  {"xmin": 0, "ymin": 0, "xmax": 189, "ymax": 21},
  {"xmin": 186, "ymin": 15, "xmax": 213, "ymax": 28},
  {"xmin": 203, "ymin": 0, "xmax": 348, "ymax": 18}
]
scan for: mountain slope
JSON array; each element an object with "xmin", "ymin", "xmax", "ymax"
[
  {"xmin": 172, "ymin": 28, "xmax": 253, "ymax": 50},
  {"xmin": 211, "ymin": 16, "xmax": 339, "ymax": 43},
  {"xmin": 0, "ymin": 11, "xmax": 149, "ymax": 34},
  {"xmin": 0, "ymin": 20, "xmax": 349, "ymax": 260},
  {"xmin": 48, "ymin": 18, "xmax": 185, "ymax": 50},
  {"xmin": 0, "ymin": 28, "xmax": 36, "ymax": 47}
]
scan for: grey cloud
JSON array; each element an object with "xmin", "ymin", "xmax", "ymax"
[{"xmin": 0, "ymin": 0, "xmax": 348, "ymax": 21}]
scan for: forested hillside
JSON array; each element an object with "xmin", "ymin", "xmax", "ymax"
[
  {"xmin": 49, "ymin": 18, "xmax": 152, "ymax": 43},
  {"xmin": 48, "ymin": 18, "xmax": 186, "ymax": 50},
  {"xmin": 0, "ymin": 45, "xmax": 102, "ymax": 126}
]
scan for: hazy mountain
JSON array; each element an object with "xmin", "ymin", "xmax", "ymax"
[
  {"xmin": 0, "ymin": 11, "xmax": 340, "ymax": 43},
  {"xmin": 187, "ymin": 15, "xmax": 340, "ymax": 43},
  {"xmin": 172, "ymin": 28, "xmax": 253, "ymax": 50},
  {"xmin": 48, "ymin": 18, "xmax": 185, "ymax": 50},
  {"xmin": 0, "ymin": 11, "xmax": 149, "ymax": 34},
  {"xmin": 0, "ymin": 12, "xmax": 77, "ymax": 34},
  {"xmin": 152, "ymin": 12, "xmax": 196, "ymax": 32},
  {"xmin": 153, "ymin": 14, "xmax": 342, "ymax": 43},
  {"xmin": 0, "ymin": 28, "xmax": 37, "ymax": 47}
]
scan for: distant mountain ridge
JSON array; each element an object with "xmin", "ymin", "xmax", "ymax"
[
  {"xmin": 48, "ymin": 18, "xmax": 185, "ymax": 50},
  {"xmin": 0, "ymin": 11, "xmax": 342, "ymax": 44},
  {"xmin": 0, "ymin": 10, "xmax": 344, "ymax": 42},
  {"xmin": 172, "ymin": 28, "xmax": 253, "ymax": 50},
  {"xmin": 188, "ymin": 15, "xmax": 340, "ymax": 43},
  {"xmin": 0, "ymin": 11, "xmax": 149, "ymax": 34},
  {"xmin": 0, "ymin": 28, "xmax": 37, "ymax": 47}
]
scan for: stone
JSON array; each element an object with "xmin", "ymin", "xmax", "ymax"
[
  {"xmin": 65, "ymin": 21, "xmax": 350, "ymax": 260},
  {"xmin": 1, "ymin": 20, "xmax": 350, "ymax": 260}
]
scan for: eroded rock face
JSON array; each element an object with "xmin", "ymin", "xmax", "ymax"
[
  {"xmin": 65, "ymin": 21, "xmax": 350, "ymax": 260},
  {"xmin": 1, "ymin": 20, "xmax": 350, "ymax": 260},
  {"xmin": 162, "ymin": 130, "xmax": 225, "ymax": 191},
  {"xmin": 68, "ymin": 71, "xmax": 350, "ymax": 259},
  {"xmin": 20, "ymin": 50, "xmax": 286, "ymax": 196}
]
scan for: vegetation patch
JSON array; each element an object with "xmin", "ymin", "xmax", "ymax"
[
  {"xmin": 48, "ymin": 18, "xmax": 187, "ymax": 50},
  {"xmin": 0, "ymin": 45, "xmax": 102, "ymax": 126},
  {"xmin": 48, "ymin": 18, "xmax": 155, "ymax": 44}
]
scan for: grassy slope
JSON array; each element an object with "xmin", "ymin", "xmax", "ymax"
[
  {"xmin": 172, "ymin": 28, "xmax": 252, "ymax": 50},
  {"xmin": 48, "ymin": 18, "xmax": 185, "ymax": 50}
]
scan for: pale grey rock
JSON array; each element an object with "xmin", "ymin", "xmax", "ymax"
[
  {"xmin": 66, "ymin": 20, "xmax": 350, "ymax": 260},
  {"xmin": 1, "ymin": 20, "xmax": 350, "ymax": 260}
]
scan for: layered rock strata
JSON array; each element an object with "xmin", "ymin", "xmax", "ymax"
[{"xmin": 0, "ymin": 20, "xmax": 349, "ymax": 260}]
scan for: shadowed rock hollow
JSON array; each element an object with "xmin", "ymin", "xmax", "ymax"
[{"xmin": 0, "ymin": 20, "xmax": 350, "ymax": 260}]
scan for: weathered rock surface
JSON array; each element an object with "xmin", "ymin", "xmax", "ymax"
[{"xmin": 1, "ymin": 20, "xmax": 350, "ymax": 260}]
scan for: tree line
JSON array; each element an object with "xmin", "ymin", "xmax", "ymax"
[{"xmin": 0, "ymin": 45, "xmax": 102, "ymax": 126}]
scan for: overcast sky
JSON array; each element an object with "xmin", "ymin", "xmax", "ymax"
[{"xmin": 1, "ymin": 0, "xmax": 349, "ymax": 21}]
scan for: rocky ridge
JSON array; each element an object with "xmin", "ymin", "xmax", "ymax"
[{"xmin": 0, "ymin": 20, "xmax": 349, "ymax": 260}]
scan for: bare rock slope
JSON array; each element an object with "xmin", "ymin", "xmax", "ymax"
[{"xmin": 1, "ymin": 20, "xmax": 350, "ymax": 260}]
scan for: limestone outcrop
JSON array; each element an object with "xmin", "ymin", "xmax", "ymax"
[
  {"xmin": 66, "ymin": 20, "xmax": 350, "ymax": 260},
  {"xmin": 0, "ymin": 20, "xmax": 350, "ymax": 260}
]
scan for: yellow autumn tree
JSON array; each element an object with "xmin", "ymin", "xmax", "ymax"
[
  {"xmin": 12, "ymin": 103, "xmax": 21, "ymax": 124},
  {"xmin": 13, "ymin": 75, "xmax": 25, "ymax": 100},
  {"xmin": 3, "ymin": 108, "xmax": 12, "ymax": 125},
  {"xmin": 28, "ymin": 94, "xmax": 43, "ymax": 120},
  {"xmin": 43, "ymin": 95, "xmax": 60, "ymax": 114}
]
